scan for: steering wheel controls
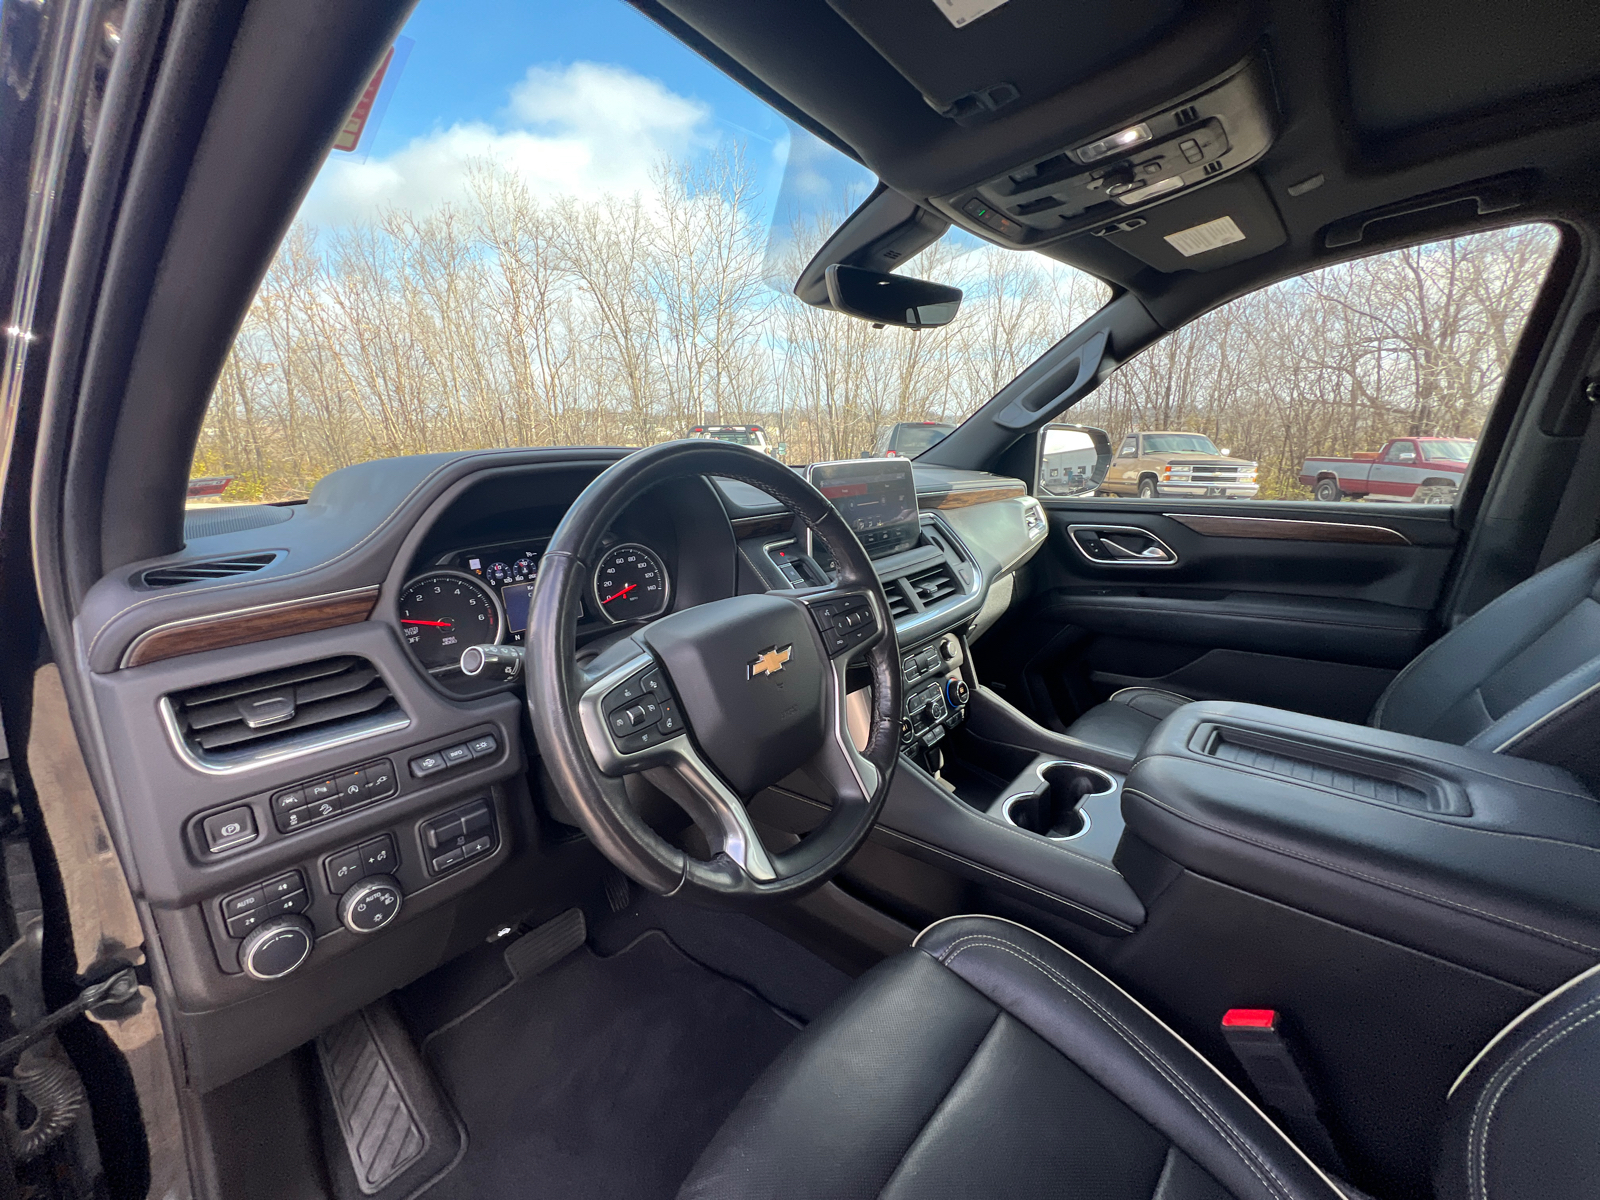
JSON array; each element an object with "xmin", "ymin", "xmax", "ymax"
[
  {"xmin": 806, "ymin": 593, "xmax": 878, "ymax": 656},
  {"xmin": 600, "ymin": 666, "xmax": 683, "ymax": 754}
]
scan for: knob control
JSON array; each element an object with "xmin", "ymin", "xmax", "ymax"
[
  {"xmin": 946, "ymin": 678, "xmax": 970, "ymax": 708},
  {"xmin": 239, "ymin": 916, "xmax": 314, "ymax": 981},
  {"xmin": 339, "ymin": 875, "xmax": 403, "ymax": 934}
]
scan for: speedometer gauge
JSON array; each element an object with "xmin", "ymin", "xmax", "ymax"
[
  {"xmin": 593, "ymin": 544, "xmax": 670, "ymax": 623},
  {"xmin": 398, "ymin": 570, "xmax": 506, "ymax": 672}
]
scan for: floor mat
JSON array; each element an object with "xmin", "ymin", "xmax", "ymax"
[{"xmin": 419, "ymin": 930, "xmax": 798, "ymax": 1200}]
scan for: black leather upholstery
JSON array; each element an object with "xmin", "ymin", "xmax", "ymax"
[
  {"xmin": 1065, "ymin": 541, "xmax": 1600, "ymax": 777},
  {"xmin": 678, "ymin": 915, "xmax": 1345, "ymax": 1200},
  {"xmin": 682, "ymin": 914, "xmax": 1600, "ymax": 1200},
  {"xmin": 1436, "ymin": 963, "xmax": 1600, "ymax": 1200}
]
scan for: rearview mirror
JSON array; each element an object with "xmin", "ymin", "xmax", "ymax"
[
  {"xmin": 1037, "ymin": 423, "xmax": 1113, "ymax": 499},
  {"xmin": 824, "ymin": 265, "xmax": 962, "ymax": 329}
]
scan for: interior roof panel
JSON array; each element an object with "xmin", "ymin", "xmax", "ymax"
[{"xmin": 1346, "ymin": 0, "xmax": 1600, "ymax": 132}]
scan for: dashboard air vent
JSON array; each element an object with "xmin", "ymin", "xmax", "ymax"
[
  {"xmin": 904, "ymin": 562, "xmax": 961, "ymax": 609},
  {"xmin": 143, "ymin": 553, "xmax": 278, "ymax": 587},
  {"xmin": 166, "ymin": 656, "xmax": 405, "ymax": 765},
  {"xmin": 884, "ymin": 581, "xmax": 916, "ymax": 620}
]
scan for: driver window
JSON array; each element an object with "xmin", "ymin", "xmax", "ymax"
[{"xmin": 1053, "ymin": 224, "xmax": 1559, "ymax": 506}]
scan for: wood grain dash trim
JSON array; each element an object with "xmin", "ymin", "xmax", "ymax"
[
  {"xmin": 919, "ymin": 481, "xmax": 1027, "ymax": 511},
  {"xmin": 730, "ymin": 513, "xmax": 795, "ymax": 540},
  {"xmin": 121, "ymin": 587, "xmax": 381, "ymax": 668},
  {"xmin": 1167, "ymin": 514, "xmax": 1411, "ymax": 546}
]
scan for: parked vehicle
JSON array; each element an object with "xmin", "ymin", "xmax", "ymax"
[
  {"xmin": 685, "ymin": 425, "xmax": 775, "ymax": 455},
  {"xmin": 1099, "ymin": 431, "xmax": 1259, "ymax": 498},
  {"xmin": 874, "ymin": 421, "xmax": 956, "ymax": 457},
  {"xmin": 1299, "ymin": 437, "xmax": 1474, "ymax": 502},
  {"xmin": 185, "ymin": 475, "xmax": 234, "ymax": 499}
]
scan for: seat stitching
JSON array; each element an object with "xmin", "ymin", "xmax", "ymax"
[
  {"xmin": 1126, "ymin": 786, "xmax": 1600, "ymax": 955},
  {"xmin": 934, "ymin": 933, "xmax": 1295, "ymax": 1200},
  {"xmin": 1466, "ymin": 997, "xmax": 1600, "ymax": 1200}
]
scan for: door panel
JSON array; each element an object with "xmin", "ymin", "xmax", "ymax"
[{"xmin": 980, "ymin": 500, "xmax": 1460, "ymax": 727}]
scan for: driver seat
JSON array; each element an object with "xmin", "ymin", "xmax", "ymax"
[{"xmin": 678, "ymin": 915, "xmax": 1600, "ymax": 1200}]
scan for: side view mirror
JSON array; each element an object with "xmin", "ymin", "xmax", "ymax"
[
  {"xmin": 1037, "ymin": 423, "xmax": 1113, "ymax": 499},
  {"xmin": 824, "ymin": 264, "xmax": 962, "ymax": 329}
]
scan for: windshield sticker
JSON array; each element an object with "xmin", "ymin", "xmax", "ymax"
[
  {"xmin": 932, "ymin": 0, "xmax": 1012, "ymax": 29},
  {"xmin": 1164, "ymin": 215, "xmax": 1247, "ymax": 258}
]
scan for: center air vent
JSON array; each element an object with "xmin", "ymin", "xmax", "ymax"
[
  {"xmin": 885, "ymin": 562, "xmax": 962, "ymax": 620},
  {"xmin": 165, "ymin": 656, "xmax": 407, "ymax": 770},
  {"xmin": 143, "ymin": 553, "xmax": 279, "ymax": 587}
]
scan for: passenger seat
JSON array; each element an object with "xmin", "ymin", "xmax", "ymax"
[{"xmin": 1064, "ymin": 539, "xmax": 1600, "ymax": 784}]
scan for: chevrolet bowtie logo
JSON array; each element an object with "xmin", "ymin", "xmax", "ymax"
[{"xmin": 748, "ymin": 645, "xmax": 793, "ymax": 679}]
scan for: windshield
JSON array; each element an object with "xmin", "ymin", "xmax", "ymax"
[
  {"xmin": 1140, "ymin": 434, "xmax": 1222, "ymax": 455},
  {"xmin": 1421, "ymin": 439, "xmax": 1475, "ymax": 462},
  {"xmin": 190, "ymin": 0, "xmax": 1110, "ymax": 504},
  {"xmin": 700, "ymin": 430, "xmax": 761, "ymax": 446},
  {"xmin": 887, "ymin": 424, "xmax": 955, "ymax": 456}
]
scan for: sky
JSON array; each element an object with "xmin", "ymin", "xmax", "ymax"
[{"xmin": 298, "ymin": 0, "xmax": 879, "ymax": 247}]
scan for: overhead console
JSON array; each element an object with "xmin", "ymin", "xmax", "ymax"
[{"xmin": 930, "ymin": 56, "xmax": 1276, "ymax": 254}]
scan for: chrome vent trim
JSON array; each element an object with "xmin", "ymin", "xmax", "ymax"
[
  {"xmin": 163, "ymin": 656, "xmax": 408, "ymax": 774},
  {"xmin": 142, "ymin": 552, "xmax": 279, "ymax": 587}
]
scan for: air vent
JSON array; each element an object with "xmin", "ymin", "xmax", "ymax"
[
  {"xmin": 905, "ymin": 562, "xmax": 961, "ymax": 609},
  {"xmin": 1175, "ymin": 105, "xmax": 1200, "ymax": 127},
  {"xmin": 143, "ymin": 553, "xmax": 279, "ymax": 587},
  {"xmin": 165, "ymin": 656, "xmax": 406, "ymax": 768},
  {"xmin": 884, "ymin": 581, "xmax": 916, "ymax": 620}
]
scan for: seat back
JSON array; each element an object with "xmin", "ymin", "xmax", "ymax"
[
  {"xmin": 1370, "ymin": 540, "xmax": 1600, "ymax": 786},
  {"xmin": 1437, "ymin": 963, "xmax": 1600, "ymax": 1200}
]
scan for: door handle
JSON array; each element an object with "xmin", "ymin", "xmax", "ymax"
[
  {"xmin": 1101, "ymin": 538, "xmax": 1174, "ymax": 561},
  {"xmin": 1066, "ymin": 524, "xmax": 1179, "ymax": 567}
]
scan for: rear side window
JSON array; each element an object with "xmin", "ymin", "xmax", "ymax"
[{"xmin": 1060, "ymin": 224, "xmax": 1560, "ymax": 505}]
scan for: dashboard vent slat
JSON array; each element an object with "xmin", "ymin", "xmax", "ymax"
[
  {"xmin": 167, "ymin": 656, "xmax": 404, "ymax": 765},
  {"xmin": 905, "ymin": 562, "xmax": 960, "ymax": 608},
  {"xmin": 884, "ymin": 581, "xmax": 916, "ymax": 620},
  {"xmin": 143, "ymin": 553, "xmax": 279, "ymax": 587}
]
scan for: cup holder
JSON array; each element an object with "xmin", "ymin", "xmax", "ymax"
[{"xmin": 1002, "ymin": 761, "xmax": 1116, "ymax": 841}]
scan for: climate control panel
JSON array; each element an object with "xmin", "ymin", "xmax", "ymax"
[{"xmin": 900, "ymin": 634, "xmax": 968, "ymax": 750}]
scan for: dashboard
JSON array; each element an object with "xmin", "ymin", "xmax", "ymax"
[{"xmin": 72, "ymin": 447, "xmax": 1046, "ymax": 1093}]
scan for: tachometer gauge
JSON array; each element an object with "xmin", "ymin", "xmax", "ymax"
[
  {"xmin": 398, "ymin": 570, "xmax": 506, "ymax": 672},
  {"xmin": 593, "ymin": 544, "xmax": 670, "ymax": 623}
]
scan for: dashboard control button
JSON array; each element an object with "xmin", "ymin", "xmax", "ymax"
[
  {"xmin": 462, "ymin": 836, "xmax": 492, "ymax": 859},
  {"xmin": 423, "ymin": 817, "xmax": 464, "ymax": 850},
  {"xmin": 326, "ymin": 849, "xmax": 365, "ymax": 893},
  {"xmin": 607, "ymin": 709, "xmax": 633, "ymax": 736},
  {"xmin": 431, "ymin": 846, "xmax": 465, "ymax": 872},
  {"xmin": 365, "ymin": 761, "xmax": 397, "ymax": 796},
  {"xmin": 442, "ymin": 744, "xmax": 473, "ymax": 767},
  {"xmin": 459, "ymin": 806, "xmax": 492, "ymax": 839},
  {"xmin": 946, "ymin": 679, "xmax": 970, "ymax": 708},
  {"xmin": 335, "ymin": 770, "xmax": 367, "ymax": 804},
  {"xmin": 340, "ymin": 876, "xmax": 403, "ymax": 934},
  {"xmin": 306, "ymin": 798, "xmax": 340, "ymax": 823},
  {"xmin": 226, "ymin": 909, "xmax": 265, "ymax": 939},
  {"xmin": 276, "ymin": 807, "xmax": 311, "ymax": 833},
  {"xmin": 616, "ymin": 728, "xmax": 664, "ymax": 754},
  {"xmin": 271, "ymin": 789, "xmax": 306, "ymax": 815},
  {"xmin": 603, "ymin": 674, "xmax": 649, "ymax": 713},
  {"xmin": 639, "ymin": 669, "xmax": 665, "ymax": 694},
  {"xmin": 240, "ymin": 917, "xmax": 315, "ymax": 980},
  {"xmin": 625, "ymin": 705, "xmax": 648, "ymax": 728},
  {"xmin": 410, "ymin": 752, "xmax": 448, "ymax": 778},
  {"xmin": 222, "ymin": 888, "xmax": 265, "ymax": 919},
  {"xmin": 202, "ymin": 807, "xmax": 258, "ymax": 853},
  {"xmin": 359, "ymin": 835, "xmax": 397, "ymax": 875},
  {"xmin": 305, "ymin": 777, "xmax": 338, "ymax": 804},
  {"xmin": 262, "ymin": 873, "xmax": 302, "ymax": 900},
  {"xmin": 264, "ymin": 890, "xmax": 308, "ymax": 917},
  {"xmin": 467, "ymin": 735, "xmax": 497, "ymax": 758}
]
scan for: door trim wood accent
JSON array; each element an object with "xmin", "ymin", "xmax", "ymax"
[{"xmin": 1167, "ymin": 514, "xmax": 1412, "ymax": 545}]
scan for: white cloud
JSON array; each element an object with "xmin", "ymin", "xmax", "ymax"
[{"xmin": 299, "ymin": 61, "xmax": 713, "ymax": 227}]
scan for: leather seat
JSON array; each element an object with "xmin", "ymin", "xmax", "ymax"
[
  {"xmin": 1063, "ymin": 539, "xmax": 1600, "ymax": 778},
  {"xmin": 678, "ymin": 915, "xmax": 1600, "ymax": 1200}
]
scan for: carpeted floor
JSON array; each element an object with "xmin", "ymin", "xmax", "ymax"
[{"xmin": 416, "ymin": 929, "xmax": 801, "ymax": 1200}]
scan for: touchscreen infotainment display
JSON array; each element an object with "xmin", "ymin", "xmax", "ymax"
[{"xmin": 807, "ymin": 458, "xmax": 920, "ymax": 558}]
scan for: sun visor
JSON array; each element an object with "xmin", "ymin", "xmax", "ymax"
[
  {"xmin": 826, "ymin": 0, "xmax": 1186, "ymax": 122},
  {"xmin": 1087, "ymin": 171, "xmax": 1285, "ymax": 273}
]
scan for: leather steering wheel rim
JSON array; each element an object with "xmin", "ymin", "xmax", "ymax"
[{"xmin": 526, "ymin": 440, "xmax": 902, "ymax": 902}]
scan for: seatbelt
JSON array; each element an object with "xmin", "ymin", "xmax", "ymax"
[
  {"xmin": 1220, "ymin": 1009, "xmax": 1350, "ymax": 1176},
  {"xmin": 1539, "ymin": 376, "xmax": 1600, "ymax": 570}
]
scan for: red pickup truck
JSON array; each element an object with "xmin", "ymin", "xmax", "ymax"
[{"xmin": 1299, "ymin": 437, "xmax": 1474, "ymax": 503}]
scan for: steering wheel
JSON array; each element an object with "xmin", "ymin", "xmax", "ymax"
[{"xmin": 525, "ymin": 440, "xmax": 903, "ymax": 902}]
